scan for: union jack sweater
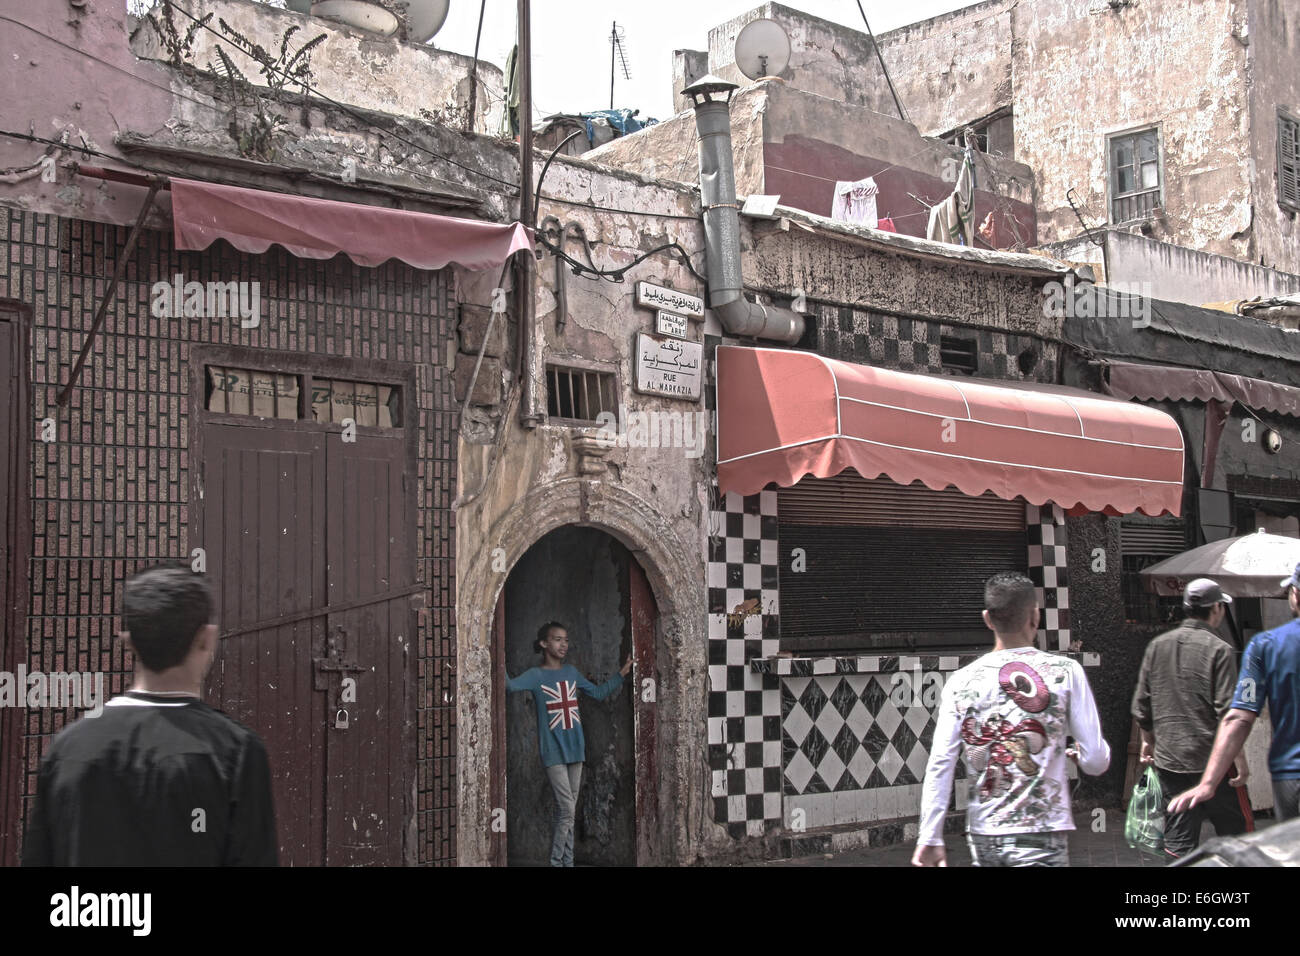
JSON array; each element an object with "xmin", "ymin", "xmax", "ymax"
[{"xmin": 505, "ymin": 665, "xmax": 625, "ymax": 767}]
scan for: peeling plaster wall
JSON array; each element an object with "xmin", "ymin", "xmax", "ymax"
[
  {"xmin": 130, "ymin": 0, "xmax": 504, "ymax": 135},
  {"xmin": 876, "ymin": 0, "xmax": 1017, "ymax": 137},
  {"xmin": 1011, "ymin": 0, "xmax": 1255, "ymax": 259},
  {"xmin": 0, "ymin": 1, "xmax": 517, "ymax": 227},
  {"xmin": 1246, "ymin": 0, "xmax": 1300, "ymax": 273}
]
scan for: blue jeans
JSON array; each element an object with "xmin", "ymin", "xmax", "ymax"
[
  {"xmin": 968, "ymin": 831, "xmax": 1070, "ymax": 866},
  {"xmin": 545, "ymin": 762, "xmax": 583, "ymax": 867}
]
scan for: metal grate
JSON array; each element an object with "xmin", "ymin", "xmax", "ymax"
[
  {"xmin": 206, "ymin": 366, "xmax": 299, "ymax": 420},
  {"xmin": 546, "ymin": 365, "xmax": 616, "ymax": 422},
  {"xmin": 939, "ymin": 335, "xmax": 978, "ymax": 374},
  {"xmin": 778, "ymin": 473, "xmax": 1027, "ymax": 652},
  {"xmin": 1120, "ymin": 519, "xmax": 1186, "ymax": 626},
  {"xmin": 206, "ymin": 366, "xmax": 401, "ymax": 427}
]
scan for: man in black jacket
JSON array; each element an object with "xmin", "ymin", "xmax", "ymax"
[
  {"xmin": 22, "ymin": 564, "xmax": 278, "ymax": 866},
  {"xmin": 1131, "ymin": 578, "xmax": 1248, "ymax": 860}
]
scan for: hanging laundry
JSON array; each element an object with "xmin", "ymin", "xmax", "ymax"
[
  {"xmin": 831, "ymin": 176, "xmax": 880, "ymax": 227},
  {"xmin": 926, "ymin": 149, "xmax": 977, "ymax": 246},
  {"xmin": 875, "ymin": 216, "xmax": 897, "ymax": 233}
]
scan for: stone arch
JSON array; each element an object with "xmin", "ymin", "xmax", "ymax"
[{"xmin": 456, "ymin": 477, "xmax": 709, "ymax": 866}]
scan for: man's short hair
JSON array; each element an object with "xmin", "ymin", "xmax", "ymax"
[
  {"xmin": 1185, "ymin": 604, "xmax": 1215, "ymax": 621},
  {"xmin": 123, "ymin": 564, "xmax": 214, "ymax": 672},
  {"xmin": 984, "ymin": 572, "xmax": 1037, "ymax": 633}
]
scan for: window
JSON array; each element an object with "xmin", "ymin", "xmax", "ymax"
[
  {"xmin": 546, "ymin": 364, "xmax": 616, "ymax": 423},
  {"xmin": 777, "ymin": 472, "xmax": 1028, "ymax": 653},
  {"xmin": 941, "ymin": 108, "xmax": 1014, "ymax": 157},
  {"xmin": 1109, "ymin": 127, "xmax": 1162, "ymax": 223},
  {"xmin": 206, "ymin": 366, "xmax": 402, "ymax": 427},
  {"xmin": 1120, "ymin": 519, "xmax": 1186, "ymax": 626},
  {"xmin": 1279, "ymin": 110, "xmax": 1300, "ymax": 212}
]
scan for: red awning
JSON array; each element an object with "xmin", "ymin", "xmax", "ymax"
[
  {"xmin": 716, "ymin": 346, "xmax": 1186, "ymax": 516},
  {"xmin": 170, "ymin": 177, "xmax": 531, "ymax": 271}
]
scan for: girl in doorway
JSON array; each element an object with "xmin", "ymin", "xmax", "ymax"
[{"xmin": 505, "ymin": 621, "xmax": 631, "ymax": 867}]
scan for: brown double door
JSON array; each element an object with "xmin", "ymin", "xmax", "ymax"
[{"xmin": 202, "ymin": 423, "xmax": 412, "ymax": 866}]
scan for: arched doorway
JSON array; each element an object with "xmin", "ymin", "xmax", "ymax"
[{"xmin": 494, "ymin": 526, "xmax": 656, "ymax": 866}]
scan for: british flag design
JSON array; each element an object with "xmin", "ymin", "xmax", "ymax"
[{"xmin": 543, "ymin": 680, "xmax": 581, "ymax": 731}]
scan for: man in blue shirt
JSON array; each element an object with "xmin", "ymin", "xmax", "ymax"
[
  {"xmin": 506, "ymin": 621, "xmax": 630, "ymax": 866},
  {"xmin": 1169, "ymin": 562, "xmax": 1300, "ymax": 822}
]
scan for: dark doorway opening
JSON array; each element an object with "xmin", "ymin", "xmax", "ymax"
[{"xmin": 498, "ymin": 526, "xmax": 650, "ymax": 866}]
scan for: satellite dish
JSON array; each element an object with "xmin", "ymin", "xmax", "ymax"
[
  {"xmin": 406, "ymin": 0, "xmax": 451, "ymax": 43},
  {"xmin": 735, "ymin": 18, "xmax": 791, "ymax": 80},
  {"xmin": 310, "ymin": 1, "xmax": 399, "ymax": 37}
]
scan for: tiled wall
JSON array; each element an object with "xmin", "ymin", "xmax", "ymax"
[{"xmin": 1, "ymin": 209, "xmax": 458, "ymax": 865}]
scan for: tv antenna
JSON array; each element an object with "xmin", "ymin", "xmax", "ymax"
[
  {"xmin": 735, "ymin": 18, "xmax": 791, "ymax": 80},
  {"xmin": 610, "ymin": 21, "xmax": 631, "ymax": 109}
]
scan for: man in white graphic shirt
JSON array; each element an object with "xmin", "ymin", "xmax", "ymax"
[{"xmin": 912, "ymin": 572, "xmax": 1110, "ymax": 866}]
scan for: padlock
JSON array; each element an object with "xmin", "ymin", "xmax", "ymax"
[{"xmin": 334, "ymin": 708, "xmax": 349, "ymax": 730}]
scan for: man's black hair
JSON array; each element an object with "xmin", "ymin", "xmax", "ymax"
[
  {"xmin": 984, "ymin": 571, "xmax": 1037, "ymax": 633},
  {"xmin": 123, "ymin": 564, "xmax": 214, "ymax": 672},
  {"xmin": 534, "ymin": 620, "xmax": 566, "ymax": 654},
  {"xmin": 1185, "ymin": 604, "xmax": 1216, "ymax": 621}
]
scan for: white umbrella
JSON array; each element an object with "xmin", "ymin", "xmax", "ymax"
[{"xmin": 1139, "ymin": 528, "xmax": 1300, "ymax": 598}]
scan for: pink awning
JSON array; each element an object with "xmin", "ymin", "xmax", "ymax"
[
  {"xmin": 716, "ymin": 346, "xmax": 1186, "ymax": 516},
  {"xmin": 170, "ymin": 177, "xmax": 531, "ymax": 271}
]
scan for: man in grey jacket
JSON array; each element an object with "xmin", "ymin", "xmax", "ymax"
[{"xmin": 1131, "ymin": 578, "xmax": 1248, "ymax": 860}]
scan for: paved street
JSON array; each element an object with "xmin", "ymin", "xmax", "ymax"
[{"xmin": 751, "ymin": 809, "xmax": 1277, "ymax": 866}]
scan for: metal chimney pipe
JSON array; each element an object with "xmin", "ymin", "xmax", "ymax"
[{"xmin": 684, "ymin": 76, "xmax": 805, "ymax": 343}]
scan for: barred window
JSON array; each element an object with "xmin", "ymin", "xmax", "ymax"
[
  {"xmin": 1109, "ymin": 127, "xmax": 1162, "ymax": 224},
  {"xmin": 546, "ymin": 365, "xmax": 616, "ymax": 423},
  {"xmin": 1120, "ymin": 519, "xmax": 1186, "ymax": 626},
  {"xmin": 206, "ymin": 366, "xmax": 401, "ymax": 427}
]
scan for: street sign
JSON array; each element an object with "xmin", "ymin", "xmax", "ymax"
[
  {"xmin": 656, "ymin": 311, "xmax": 688, "ymax": 338},
  {"xmin": 635, "ymin": 332, "xmax": 702, "ymax": 401},
  {"xmin": 636, "ymin": 282, "xmax": 703, "ymax": 318}
]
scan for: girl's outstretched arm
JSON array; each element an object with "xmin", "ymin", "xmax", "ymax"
[{"xmin": 576, "ymin": 661, "xmax": 629, "ymax": 701}]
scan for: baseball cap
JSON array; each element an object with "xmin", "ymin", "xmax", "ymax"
[
  {"xmin": 1282, "ymin": 562, "xmax": 1300, "ymax": 590},
  {"xmin": 1183, "ymin": 578, "xmax": 1233, "ymax": 608}
]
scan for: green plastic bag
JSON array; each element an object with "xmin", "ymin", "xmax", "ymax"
[{"xmin": 1125, "ymin": 766, "xmax": 1165, "ymax": 856}]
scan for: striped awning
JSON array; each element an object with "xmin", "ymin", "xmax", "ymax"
[{"xmin": 716, "ymin": 346, "xmax": 1186, "ymax": 516}]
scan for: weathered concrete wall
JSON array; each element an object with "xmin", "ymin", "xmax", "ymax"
[
  {"xmin": 1247, "ymin": 0, "xmax": 1300, "ymax": 273},
  {"xmin": 707, "ymin": 3, "xmax": 887, "ymax": 113},
  {"xmin": 130, "ymin": 0, "xmax": 504, "ymax": 135},
  {"xmin": 1045, "ymin": 230, "xmax": 1300, "ymax": 305},
  {"xmin": 671, "ymin": 49, "xmax": 709, "ymax": 117},
  {"xmin": 1011, "ymin": 0, "xmax": 1253, "ymax": 256},
  {"xmin": 1, "ymin": 1, "xmax": 518, "ymax": 227},
  {"xmin": 877, "ymin": 0, "xmax": 1016, "ymax": 137}
]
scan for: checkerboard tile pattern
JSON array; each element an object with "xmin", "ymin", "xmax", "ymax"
[
  {"xmin": 1027, "ymin": 503, "xmax": 1071, "ymax": 652},
  {"xmin": 781, "ymin": 663, "xmax": 974, "ymax": 798},
  {"xmin": 707, "ymin": 487, "xmax": 783, "ymax": 836}
]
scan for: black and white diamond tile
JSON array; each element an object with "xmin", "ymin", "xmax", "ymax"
[
  {"xmin": 707, "ymin": 486, "xmax": 782, "ymax": 835},
  {"xmin": 781, "ymin": 672, "xmax": 971, "ymax": 798},
  {"xmin": 1027, "ymin": 503, "xmax": 1071, "ymax": 652}
]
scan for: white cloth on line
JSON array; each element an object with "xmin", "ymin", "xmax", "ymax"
[
  {"xmin": 926, "ymin": 149, "xmax": 977, "ymax": 246},
  {"xmin": 831, "ymin": 176, "xmax": 880, "ymax": 228}
]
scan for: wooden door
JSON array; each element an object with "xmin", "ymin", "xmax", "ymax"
[
  {"xmin": 204, "ymin": 425, "xmax": 329, "ymax": 866},
  {"xmin": 203, "ymin": 422, "xmax": 412, "ymax": 865},
  {"xmin": 0, "ymin": 304, "xmax": 28, "ymax": 866},
  {"xmin": 323, "ymin": 433, "xmax": 412, "ymax": 866}
]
